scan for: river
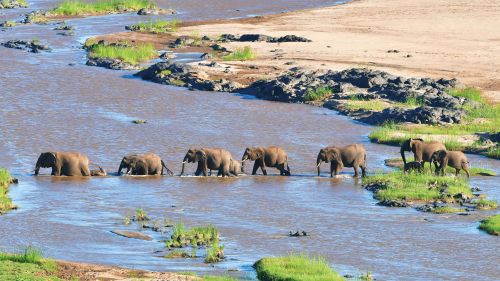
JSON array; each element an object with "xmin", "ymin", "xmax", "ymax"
[{"xmin": 0, "ymin": 1, "xmax": 499, "ymax": 280}]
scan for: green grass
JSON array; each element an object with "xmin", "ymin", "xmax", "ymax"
[
  {"xmin": 127, "ymin": 19, "xmax": 180, "ymax": 33},
  {"xmin": 87, "ymin": 42, "xmax": 156, "ymax": 65},
  {"xmin": 254, "ymin": 254, "xmax": 344, "ymax": 281},
  {"xmin": 475, "ymin": 199, "xmax": 498, "ymax": 210},
  {"xmin": 303, "ymin": 86, "xmax": 333, "ymax": 101},
  {"xmin": 0, "ymin": 248, "xmax": 61, "ymax": 281},
  {"xmin": 165, "ymin": 250, "xmax": 191, "ymax": 259},
  {"xmin": 402, "ymin": 96, "xmax": 426, "ymax": 107},
  {"xmin": 363, "ymin": 171, "xmax": 471, "ymax": 202},
  {"xmin": 203, "ymin": 276, "xmax": 239, "ymax": 281},
  {"xmin": 166, "ymin": 223, "xmax": 219, "ymax": 248},
  {"xmin": 486, "ymin": 146, "xmax": 500, "ymax": 159},
  {"xmin": 447, "ymin": 87, "xmax": 483, "ymax": 102},
  {"xmin": 135, "ymin": 207, "xmax": 148, "ymax": 221},
  {"xmin": 205, "ymin": 239, "xmax": 224, "ymax": 263},
  {"xmin": 51, "ymin": 0, "xmax": 155, "ymax": 16},
  {"xmin": 223, "ymin": 46, "xmax": 255, "ymax": 61},
  {"xmin": 343, "ymin": 99, "xmax": 388, "ymax": 111},
  {"xmin": 432, "ymin": 206, "xmax": 466, "ymax": 214},
  {"xmin": 478, "ymin": 214, "xmax": 500, "ymax": 236},
  {"xmin": 0, "ymin": 169, "xmax": 16, "ymax": 214}
]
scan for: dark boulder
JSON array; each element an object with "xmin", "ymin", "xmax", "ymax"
[
  {"xmin": 86, "ymin": 57, "xmax": 137, "ymax": 70},
  {"xmin": 1, "ymin": 39, "xmax": 50, "ymax": 53}
]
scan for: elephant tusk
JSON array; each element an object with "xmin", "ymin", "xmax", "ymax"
[
  {"xmin": 182, "ymin": 161, "xmax": 187, "ymax": 164},
  {"xmin": 317, "ymin": 162, "xmax": 321, "ymax": 167}
]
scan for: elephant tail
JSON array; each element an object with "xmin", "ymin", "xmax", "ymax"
[{"xmin": 161, "ymin": 160, "xmax": 174, "ymax": 176}]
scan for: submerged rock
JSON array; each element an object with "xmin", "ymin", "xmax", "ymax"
[
  {"xmin": 0, "ymin": 0, "xmax": 28, "ymax": 9},
  {"xmin": 86, "ymin": 57, "xmax": 138, "ymax": 70},
  {"xmin": 110, "ymin": 230, "xmax": 153, "ymax": 241},
  {"xmin": 137, "ymin": 7, "xmax": 176, "ymax": 15},
  {"xmin": 1, "ymin": 39, "xmax": 50, "ymax": 53}
]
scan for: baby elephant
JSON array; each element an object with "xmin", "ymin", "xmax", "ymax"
[
  {"xmin": 90, "ymin": 167, "xmax": 107, "ymax": 176},
  {"xmin": 403, "ymin": 161, "xmax": 423, "ymax": 174},
  {"xmin": 431, "ymin": 150, "xmax": 470, "ymax": 178}
]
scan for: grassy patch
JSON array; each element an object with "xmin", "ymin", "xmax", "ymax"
[
  {"xmin": 304, "ymin": 86, "xmax": 333, "ymax": 101},
  {"xmin": 0, "ymin": 169, "xmax": 16, "ymax": 214},
  {"xmin": 205, "ymin": 239, "xmax": 224, "ymax": 263},
  {"xmin": 432, "ymin": 206, "xmax": 465, "ymax": 214},
  {"xmin": 486, "ymin": 146, "xmax": 500, "ymax": 159},
  {"xmin": 223, "ymin": 46, "xmax": 255, "ymax": 61},
  {"xmin": 166, "ymin": 223, "xmax": 219, "ymax": 248},
  {"xmin": 363, "ymin": 171, "xmax": 471, "ymax": 202},
  {"xmin": 165, "ymin": 250, "xmax": 191, "ymax": 259},
  {"xmin": 402, "ymin": 96, "xmax": 426, "ymax": 107},
  {"xmin": 87, "ymin": 42, "xmax": 156, "ymax": 65},
  {"xmin": 127, "ymin": 19, "xmax": 180, "ymax": 33},
  {"xmin": 51, "ymin": 0, "xmax": 155, "ymax": 16},
  {"xmin": 0, "ymin": 248, "xmax": 61, "ymax": 281},
  {"xmin": 343, "ymin": 99, "xmax": 388, "ymax": 111},
  {"xmin": 478, "ymin": 214, "xmax": 500, "ymax": 236},
  {"xmin": 447, "ymin": 87, "xmax": 483, "ymax": 102},
  {"xmin": 203, "ymin": 276, "xmax": 239, "ymax": 281},
  {"xmin": 475, "ymin": 199, "xmax": 498, "ymax": 210},
  {"xmin": 254, "ymin": 254, "xmax": 344, "ymax": 281}
]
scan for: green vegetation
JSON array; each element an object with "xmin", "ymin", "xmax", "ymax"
[
  {"xmin": 475, "ymin": 199, "xmax": 498, "ymax": 210},
  {"xmin": 432, "ymin": 206, "xmax": 465, "ymax": 214},
  {"xmin": 402, "ymin": 95, "xmax": 426, "ymax": 107},
  {"xmin": 205, "ymin": 239, "xmax": 224, "ymax": 263},
  {"xmin": 166, "ymin": 223, "xmax": 219, "ymax": 248},
  {"xmin": 223, "ymin": 46, "xmax": 255, "ymax": 61},
  {"xmin": 0, "ymin": 247, "xmax": 61, "ymax": 281},
  {"xmin": 447, "ymin": 87, "xmax": 483, "ymax": 102},
  {"xmin": 0, "ymin": 169, "xmax": 15, "ymax": 214},
  {"xmin": 87, "ymin": 42, "xmax": 156, "ymax": 65},
  {"xmin": 303, "ymin": 86, "xmax": 333, "ymax": 101},
  {"xmin": 165, "ymin": 250, "xmax": 191, "ymax": 259},
  {"xmin": 135, "ymin": 207, "xmax": 149, "ymax": 221},
  {"xmin": 128, "ymin": 19, "xmax": 180, "ymax": 33},
  {"xmin": 486, "ymin": 146, "xmax": 500, "ymax": 159},
  {"xmin": 363, "ymin": 171, "xmax": 471, "ymax": 202},
  {"xmin": 254, "ymin": 254, "xmax": 344, "ymax": 281},
  {"xmin": 385, "ymin": 157, "xmax": 496, "ymax": 176},
  {"xmin": 343, "ymin": 99, "xmax": 387, "ymax": 111},
  {"xmin": 51, "ymin": 0, "xmax": 155, "ymax": 16},
  {"xmin": 203, "ymin": 276, "xmax": 239, "ymax": 281},
  {"xmin": 0, "ymin": 21, "xmax": 16, "ymax": 27},
  {"xmin": 478, "ymin": 214, "xmax": 500, "ymax": 236}
]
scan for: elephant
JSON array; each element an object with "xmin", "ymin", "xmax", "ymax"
[
  {"xmin": 180, "ymin": 148, "xmax": 236, "ymax": 177},
  {"xmin": 403, "ymin": 161, "xmax": 424, "ymax": 174},
  {"xmin": 117, "ymin": 153, "xmax": 173, "ymax": 176},
  {"xmin": 90, "ymin": 166, "xmax": 107, "ymax": 176},
  {"xmin": 400, "ymin": 138, "xmax": 446, "ymax": 170},
  {"xmin": 316, "ymin": 144, "xmax": 367, "ymax": 177},
  {"xmin": 35, "ymin": 152, "xmax": 91, "ymax": 176},
  {"xmin": 430, "ymin": 149, "xmax": 470, "ymax": 178},
  {"xmin": 241, "ymin": 146, "xmax": 290, "ymax": 176},
  {"xmin": 229, "ymin": 158, "xmax": 242, "ymax": 176}
]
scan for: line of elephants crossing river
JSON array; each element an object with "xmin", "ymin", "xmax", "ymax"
[{"xmin": 32, "ymin": 140, "xmax": 469, "ymax": 178}]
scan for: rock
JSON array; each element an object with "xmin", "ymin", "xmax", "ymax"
[
  {"xmin": 378, "ymin": 199, "xmax": 409, "ymax": 207},
  {"xmin": 9, "ymin": 178, "xmax": 18, "ymax": 184},
  {"xmin": 54, "ymin": 23, "xmax": 73, "ymax": 31},
  {"xmin": 110, "ymin": 230, "xmax": 153, "ymax": 241},
  {"xmin": 0, "ymin": 21, "xmax": 16, "ymax": 28},
  {"xmin": 86, "ymin": 57, "xmax": 138, "ymax": 70},
  {"xmin": 200, "ymin": 52, "xmax": 213, "ymax": 60},
  {"xmin": 239, "ymin": 34, "xmax": 272, "ymax": 42},
  {"xmin": 211, "ymin": 44, "xmax": 229, "ymax": 52},
  {"xmin": 159, "ymin": 52, "xmax": 175, "ymax": 60},
  {"xmin": 1, "ymin": 39, "xmax": 51, "ymax": 53},
  {"xmin": 218, "ymin": 34, "xmax": 239, "ymax": 42},
  {"xmin": 269, "ymin": 35, "xmax": 312, "ymax": 43},
  {"xmin": 201, "ymin": 35, "xmax": 211, "ymax": 41},
  {"xmin": 365, "ymin": 106, "xmax": 465, "ymax": 125},
  {"xmin": 132, "ymin": 119, "xmax": 147, "ymax": 124},
  {"xmin": 137, "ymin": 8, "xmax": 176, "ymax": 15},
  {"xmin": 0, "ymin": 0, "xmax": 28, "ymax": 9},
  {"xmin": 288, "ymin": 231, "xmax": 308, "ymax": 237}
]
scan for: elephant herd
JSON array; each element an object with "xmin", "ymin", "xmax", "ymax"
[{"xmin": 33, "ymin": 139, "xmax": 470, "ymax": 178}]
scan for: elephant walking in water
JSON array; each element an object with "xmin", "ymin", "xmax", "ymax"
[
  {"xmin": 241, "ymin": 146, "xmax": 290, "ymax": 176},
  {"xmin": 400, "ymin": 138, "xmax": 446, "ymax": 171},
  {"xmin": 180, "ymin": 148, "xmax": 237, "ymax": 177},
  {"xmin": 316, "ymin": 144, "xmax": 367, "ymax": 177},
  {"xmin": 35, "ymin": 152, "xmax": 92, "ymax": 176},
  {"xmin": 117, "ymin": 153, "xmax": 173, "ymax": 176}
]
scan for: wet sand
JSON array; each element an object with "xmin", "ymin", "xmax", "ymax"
[{"xmin": 104, "ymin": 0, "xmax": 500, "ymax": 102}]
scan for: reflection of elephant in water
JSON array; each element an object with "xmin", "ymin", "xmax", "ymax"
[
  {"xmin": 241, "ymin": 146, "xmax": 290, "ymax": 176},
  {"xmin": 431, "ymin": 150, "xmax": 470, "ymax": 178},
  {"xmin": 401, "ymin": 138, "xmax": 445, "ymax": 170},
  {"xmin": 35, "ymin": 152, "xmax": 91, "ymax": 176},
  {"xmin": 117, "ymin": 153, "xmax": 173, "ymax": 176},
  {"xmin": 180, "ymin": 148, "xmax": 236, "ymax": 177},
  {"xmin": 316, "ymin": 144, "xmax": 367, "ymax": 177}
]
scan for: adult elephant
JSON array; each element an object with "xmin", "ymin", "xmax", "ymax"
[
  {"xmin": 241, "ymin": 146, "xmax": 290, "ymax": 176},
  {"xmin": 400, "ymin": 138, "xmax": 446, "ymax": 170},
  {"xmin": 34, "ymin": 152, "xmax": 91, "ymax": 176},
  {"xmin": 430, "ymin": 149, "xmax": 470, "ymax": 178},
  {"xmin": 316, "ymin": 144, "xmax": 367, "ymax": 177},
  {"xmin": 117, "ymin": 153, "xmax": 173, "ymax": 176},
  {"xmin": 180, "ymin": 148, "xmax": 236, "ymax": 177}
]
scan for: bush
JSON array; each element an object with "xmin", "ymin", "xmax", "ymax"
[
  {"xmin": 303, "ymin": 86, "xmax": 332, "ymax": 101},
  {"xmin": 479, "ymin": 214, "xmax": 500, "ymax": 236},
  {"xmin": 254, "ymin": 254, "xmax": 344, "ymax": 281},
  {"xmin": 223, "ymin": 46, "xmax": 255, "ymax": 61},
  {"xmin": 87, "ymin": 42, "xmax": 156, "ymax": 65}
]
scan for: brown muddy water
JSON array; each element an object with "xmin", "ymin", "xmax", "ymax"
[{"xmin": 0, "ymin": 1, "xmax": 499, "ymax": 280}]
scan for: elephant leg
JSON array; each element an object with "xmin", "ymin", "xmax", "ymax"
[
  {"xmin": 260, "ymin": 160, "xmax": 267, "ymax": 176},
  {"xmin": 195, "ymin": 162, "xmax": 203, "ymax": 176},
  {"xmin": 209, "ymin": 170, "xmax": 212, "ymax": 176},
  {"xmin": 252, "ymin": 161, "xmax": 259, "ymax": 175},
  {"xmin": 361, "ymin": 164, "xmax": 367, "ymax": 177},
  {"xmin": 455, "ymin": 168, "xmax": 460, "ymax": 177},
  {"xmin": 330, "ymin": 163, "xmax": 334, "ymax": 178},
  {"xmin": 353, "ymin": 165, "xmax": 359, "ymax": 178},
  {"xmin": 464, "ymin": 168, "xmax": 470, "ymax": 178},
  {"xmin": 53, "ymin": 166, "xmax": 61, "ymax": 176},
  {"xmin": 81, "ymin": 167, "xmax": 91, "ymax": 176}
]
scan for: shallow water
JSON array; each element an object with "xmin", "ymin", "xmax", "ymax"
[{"xmin": 0, "ymin": 1, "xmax": 499, "ymax": 280}]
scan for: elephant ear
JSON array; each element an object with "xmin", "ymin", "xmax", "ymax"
[
  {"xmin": 195, "ymin": 150, "xmax": 207, "ymax": 161},
  {"xmin": 332, "ymin": 150, "xmax": 344, "ymax": 170},
  {"xmin": 41, "ymin": 152, "xmax": 57, "ymax": 167}
]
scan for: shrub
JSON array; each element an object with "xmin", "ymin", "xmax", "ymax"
[
  {"xmin": 87, "ymin": 42, "xmax": 156, "ymax": 65},
  {"xmin": 254, "ymin": 254, "xmax": 344, "ymax": 281},
  {"xmin": 127, "ymin": 19, "xmax": 180, "ymax": 33},
  {"xmin": 223, "ymin": 46, "xmax": 255, "ymax": 61},
  {"xmin": 303, "ymin": 86, "xmax": 332, "ymax": 101},
  {"xmin": 205, "ymin": 239, "xmax": 224, "ymax": 263},
  {"xmin": 0, "ymin": 169, "xmax": 15, "ymax": 214}
]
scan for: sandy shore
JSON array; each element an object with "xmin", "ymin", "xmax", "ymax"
[{"xmin": 101, "ymin": 0, "xmax": 500, "ymax": 102}]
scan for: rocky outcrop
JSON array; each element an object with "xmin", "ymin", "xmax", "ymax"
[
  {"xmin": 135, "ymin": 62, "xmax": 242, "ymax": 92},
  {"xmin": 364, "ymin": 106, "xmax": 465, "ymax": 125},
  {"xmin": 137, "ymin": 7, "xmax": 176, "ymax": 15},
  {"xmin": 1, "ymin": 39, "xmax": 50, "ymax": 53},
  {"xmin": 219, "ymin": 33, "xmax": 311, "ymax": 43},
  {"xmin": 86, "ymin": 57, "xmax": 138, "ymax": 70},
  {"xmin": 0, "ymin": 0, "xmax": 27, "ymax": 9}
]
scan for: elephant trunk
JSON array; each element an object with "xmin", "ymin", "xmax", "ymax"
[
  {"xmin": 180, "ymin": 158, "xmax": 187, "ymax": 176},
  {"xmin": 34, "ymin": 164, "xmax": 40, "ymax": 176},
  {"xmin": 241, "ymin": 155, "xmax": 248, "ymax": 173},
  {"xmin": 117, "ymin": 161, "xmax": 125, "ymax": 175}
]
